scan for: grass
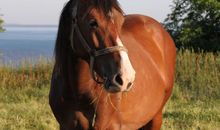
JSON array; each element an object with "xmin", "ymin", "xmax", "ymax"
[
  {"xmin": 0, "ymin": 51, "xmax": 219, "ymax": 130},
  {"xmin": 162, "ymin": 50, "xmax": 220, "ymax": 130},
  {"xmin": 0, "ymin": 59, "xmax": 59, "ymax": 130}
]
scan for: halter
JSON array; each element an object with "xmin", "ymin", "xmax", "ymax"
[{"xmin": 70, "ymin": 0, "xmax": 128, "ymax": 84}]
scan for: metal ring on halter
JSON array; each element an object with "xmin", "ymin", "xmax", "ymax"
[{"xmin": 70, "ymin": 0, "xmax": 128, "ymax": 84}]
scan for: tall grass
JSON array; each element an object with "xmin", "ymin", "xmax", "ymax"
[
  {"xmin": 0, "ymin": 59, "xmax": 58, "ymax": 130},
  {"xmin": 0, "ymin": 51, "xmax": 219, "ymax": 130},
  {"xmin": 163, "ymin": 50, "xmax": 220, "ymax": 130},
  {"xmin": 174, "ymin": 50, "xmax": 220, "ymax": 101},
  {"xmin": 0, "ymin": 58, "xmax": 52, "ymax": 89}
]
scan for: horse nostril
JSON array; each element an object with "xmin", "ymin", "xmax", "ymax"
[
  {"xmin": 114, "ymin": 74, "xmax": 123, "ymax": 86},
  {"xmin": 127, "ymin": 82, "xmax": 133, "ymax": 90}
]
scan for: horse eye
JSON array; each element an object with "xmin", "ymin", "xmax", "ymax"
[{"xmin": 89, "ymin": 19, "xmax": 98, "ymax": 29}]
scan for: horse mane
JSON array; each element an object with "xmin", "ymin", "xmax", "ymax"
[
  {"xmin": 92, "ymin": 0, "xmax": 123, "ymax": 17},
  {"xmin": 54, "ymin": 1, "xmax": 74, "ymax": 76},
  {"xmin": 54, "ymin": 0, "xmax": 123, "ymax": 75}
]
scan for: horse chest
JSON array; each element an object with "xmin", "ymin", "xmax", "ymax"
[{"xmin": 87, "ymin": 91, "xmax": 163, "ymax": 130}]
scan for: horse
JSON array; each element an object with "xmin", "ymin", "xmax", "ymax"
[{"xmin": 49, "ymin": 0, "xmax": 176, "ymax": 130}]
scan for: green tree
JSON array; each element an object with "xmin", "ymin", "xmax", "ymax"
[
  {"xmin": 0, "ymin": 17, "xmax": 4, "ymax": 32},
  {"xmin": 0, "ymin": 9, "xmax": 5, "ymax": 32},
  {"xmin": 164, "ymin": 0, "xmax": 220, "ymax": 52}
]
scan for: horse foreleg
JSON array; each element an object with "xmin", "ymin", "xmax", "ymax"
[{"xmin": 139, "ymin": 111, "xmax": 162, "ymax": 130}]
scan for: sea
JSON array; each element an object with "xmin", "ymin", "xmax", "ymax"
[{"xmin": 0, "ymin": 25, "xmax": 57, "ymax": 64}]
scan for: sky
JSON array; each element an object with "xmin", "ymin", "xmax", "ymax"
[{"xmin": 0, "ymin": 0, "xmax": 173, "ymax": 25}]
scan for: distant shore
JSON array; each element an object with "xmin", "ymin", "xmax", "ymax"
[{"xmin": 3, "ymin": 24, "xmax": 58, "ymax": 28}]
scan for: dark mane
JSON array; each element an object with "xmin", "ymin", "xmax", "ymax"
[
  {"xmin": 92, "ymin": 0, "xmax": 123, "ymax": 16},
  {"xmin": 54, "ymin": 1, "xmax": 75, "ymax": 75}
]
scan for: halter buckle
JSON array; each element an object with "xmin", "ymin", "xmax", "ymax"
[{"xmin": 72, "ymin": 17, "xmax": 77, "ymax": 25}]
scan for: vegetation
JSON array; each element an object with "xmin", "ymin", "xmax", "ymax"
[
  {"xmin": 163, "ymin": 0, "xmax": 220, "ymax": 52},
  {"xmin": 0, "ymin": 51, "xmax": 219, "ymax": 130},
  {"xmin": 0, "ymin": 16, "xmax": 5, "ymax": 32},
  {"xmin": 162, "ymin": 50, "xmax": 220, "ymax": 130},
  {"xmin": 0, "ymin": 59, "xmax": 58, "ymax": 130},
  {"xmin": 163, "ymin": 1, "xmax": 220, "ymax": 128}
]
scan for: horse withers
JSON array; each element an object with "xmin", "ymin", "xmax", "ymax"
[{"xmin": 49, "ymin": 0, "xmax": 176, "ymax": 130}]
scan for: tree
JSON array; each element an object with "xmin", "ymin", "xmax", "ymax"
[
  {"xmin": 0, "ymin": 17, "xmax": 4, "ymax": 32},
  {"xmin": 163, "ymin": 0, "xmax": 220, "ymax": 52},
  {"xmin": 0, "ymin": 9, "xmax": 5, "ymax": 32}
]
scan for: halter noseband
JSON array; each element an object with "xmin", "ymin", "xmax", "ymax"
[{"xmin": 70, "ymin": 1, "xmax": 128, "ymax": 84}]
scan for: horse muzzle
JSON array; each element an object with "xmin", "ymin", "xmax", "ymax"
[{"xmin": 104, "ymin": 72, "xmax": 135, "ymax": 93}]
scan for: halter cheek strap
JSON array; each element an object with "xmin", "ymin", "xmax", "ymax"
[{"xmin": 70, "ymin": 1, "xmax": 128, "ymax": 84}]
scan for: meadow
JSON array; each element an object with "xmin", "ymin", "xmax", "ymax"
[{"xmin": 0, "ymin": 51, "xmax": 219, "ymax": 130}]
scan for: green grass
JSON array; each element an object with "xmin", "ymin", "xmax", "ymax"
[
  {"xmin": 162, "ymin": 99, "xmax": 220, "ymax": 130},
  {"xmin": 162, "ymin": 50, "xmax": 220, "ymax": 130},
  {"xmin": 0, "ymin": 51, "xmax": 219, "ymax": 130},
  {"xmin": 0, "ymin": 59, "xmax": 59, "ymax": 130},
  {"xmin": 0, "ymin": 87, "xmax": 58, "ymax": 130}
]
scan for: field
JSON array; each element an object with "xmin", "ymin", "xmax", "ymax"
[{"xmin": 0, "ymin": 51, "xmax": 219, "ymax": 130}]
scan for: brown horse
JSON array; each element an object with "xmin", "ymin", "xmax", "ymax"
[{"xmin": 49, "ymin": 0, "xmax": 176, "ymax": 130}]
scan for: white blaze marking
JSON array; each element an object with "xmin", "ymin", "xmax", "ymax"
[
  {"xmin": 116, "ymin": 36, "xmax": 123, "ymax": 46},
  {"xmin": 116, "ymin": 36, "xmax": 136, "ymax": 90}
]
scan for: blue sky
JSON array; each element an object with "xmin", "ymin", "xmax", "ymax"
[{"xmin": 0, "ymin": 0, "xmax": 173, "ymax": 25}]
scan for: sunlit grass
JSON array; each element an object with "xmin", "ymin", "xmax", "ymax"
[
  {"xmin": 0, "ymin": 51, "xmax": 219, "ymax": 130},
  {"xmin": 0, "ymin": 59, "xmax": 58, "ymax": 130},
  {"xmin": 0, "ymin": 87, "xmax": 58, "ymax": 130},
  {"xmin": 162, "ymin": 50, "xmax": 220, "ymax": 130}
]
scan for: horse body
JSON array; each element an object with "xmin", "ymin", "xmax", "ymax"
[
  {"xmin": 118, "ymin": 14, "xmax": 176, "ymax": 129},
  {"xmin": 92, "ymin": 15, "xmax": 176, "ymax": 129},
  {"xmin": 50, "ymin": 1, "xmax": 176, "ymax": 130}
]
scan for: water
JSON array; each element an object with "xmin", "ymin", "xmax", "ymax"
[{"xmin": 0, "ymin": 25, "xmax": 57, "ymax": 64}]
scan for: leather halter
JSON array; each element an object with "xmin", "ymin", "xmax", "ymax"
[{"xmin": 70, "ymin": 0, "xmax": 127, "ymax": 84}]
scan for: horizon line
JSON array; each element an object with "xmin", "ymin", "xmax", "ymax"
[{"xmin": 4, "ymin": 24, "xmax": 58, "ymax": 27}]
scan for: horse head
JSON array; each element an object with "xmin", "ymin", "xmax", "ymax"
[{"xmin": 57, "ymin": 0, "xmax": 136, "ymax": 93}]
